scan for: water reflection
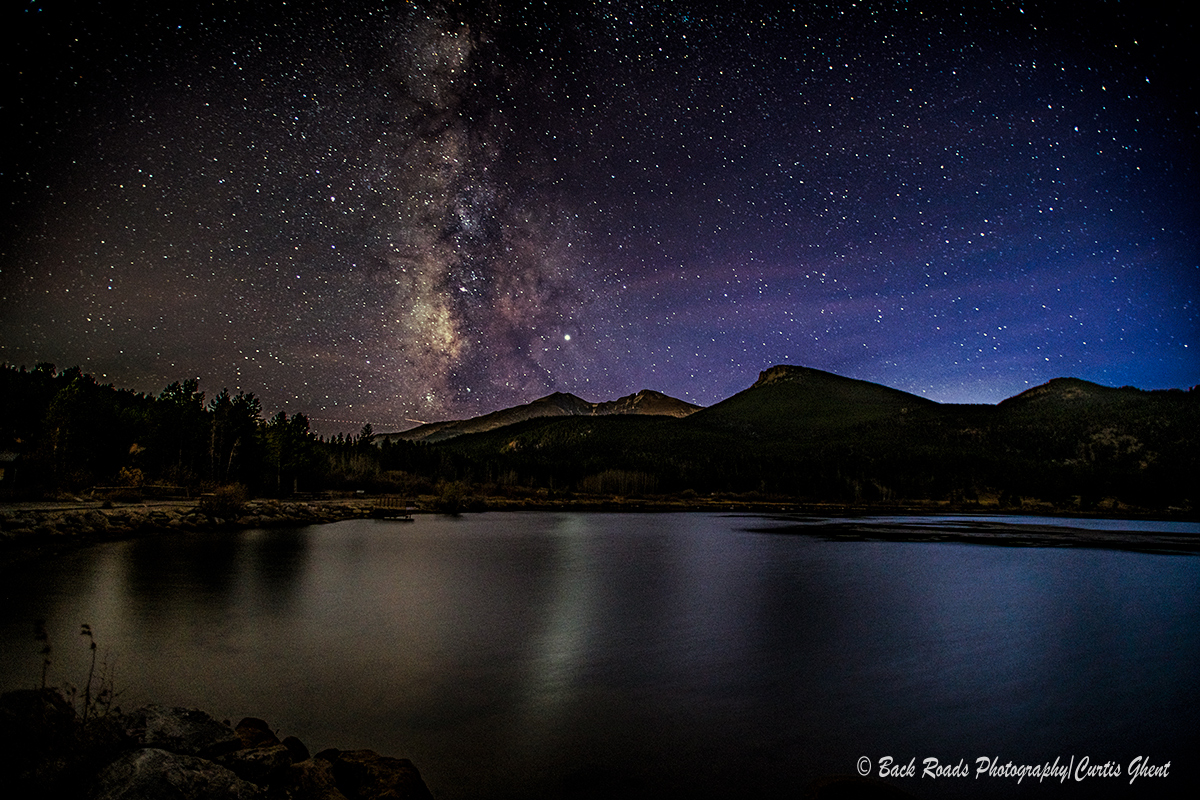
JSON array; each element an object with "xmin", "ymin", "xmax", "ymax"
[
  {"xmin": 1, "ymin": 513, "xmax": 1197, "ymax": 799},
  {"xmin": 514, "ymin": 515, "xmax": 594, "ymax": 743},
  {"xmin": 245, "ymin": 528, "xmax": 309, "ymax": 613},
  {"xmin": 122, "ymin": 531, "xmax": 243, "ymax": 615}
]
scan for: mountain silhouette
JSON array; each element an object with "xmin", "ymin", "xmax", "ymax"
[
  {"xmin": 387, "ymin": 365, "xmax": 1197, "ymax": 509},
  {"xmin": 380, "ymin": 389, "xmax": 700, "ymax": 444},
  {"xmin": 686, "ymin": 364, "xmax": 940, "ymax": 440}
]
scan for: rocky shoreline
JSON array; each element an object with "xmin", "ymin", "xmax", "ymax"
[
  {"xmin": 0, "ymin": 688, "xmax": 433, "ymax": 799},
  {"xmin": 0, "ymin": 499, "xmax": 375, "ymax": 567}
]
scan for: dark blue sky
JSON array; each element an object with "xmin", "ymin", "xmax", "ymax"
[{"xmin": 2, "ymin": 1, "xmax": 1195, "ymax": 433}]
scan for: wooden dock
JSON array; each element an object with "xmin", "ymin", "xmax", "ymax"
[{"xmin": 371, "ymin": 496, "xmax": 415, "ymax": 520}]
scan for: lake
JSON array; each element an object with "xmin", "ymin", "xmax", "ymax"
[{"xmin": 1, "ymin": 512, "xmax": 1197, "ymax": 798}]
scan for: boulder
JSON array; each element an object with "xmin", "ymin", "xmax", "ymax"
[
  {"xmin": 234, "ymin": 717, "xmax": 280, "ymax": 749},
  {"xmin": 218, "ymin": 743, "xmax": 294, "ymax": 786},
  {"xmin": 85, "ymin": 510, "xmax": 111, "ymax": 529},
  {"xmin": 330, "ymin": 749, "xmax": 434, "ymax": 800},
  {"xmin": 91, "ymin": 747, "xmax": 263, "ymax": 800},
  {"xmin": 1, "ymin": 692, "xmax": 433, "ymax": 799},
  {"xmin": 120, "ymin": 705, "xmax": 241, "ymax": 758},
  {"xmin": 288, "ymin": 757, "xmax": 351, "ymax": 800},
  {"xmin": 283, "ymin": 735, "xmax": 311, "ymax": 762}
]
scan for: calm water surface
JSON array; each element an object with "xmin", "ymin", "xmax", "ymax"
[{"xmin": 2, "ymin": 512, "xmax": 1197, "ymax": 798}]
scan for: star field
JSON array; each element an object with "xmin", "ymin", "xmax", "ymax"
[{"xmin": 2, "ymin": 1, "xmax": 1195, "ymax": 433}]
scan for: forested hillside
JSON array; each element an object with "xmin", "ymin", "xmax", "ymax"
[{"xmin": 407, "ymin": 366, "xmax": 1199, "ymax": 510}]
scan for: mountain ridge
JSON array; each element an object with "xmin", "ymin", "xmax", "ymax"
[
  {"xmin": 688, "ymin": 364, "xmax": 939, "ymax": 440},
  {"xmin": 379, "ymin": 366, "xmax": 1192, "ymax": 445},
  {"xmin": 401, "ymin": 365, "xmax": 1196, "ymax": 509},
  {"xmin": 379, "ymin": 388, "xmax": 701, "ymax": 444},
  {"xmin": 998, "ymin": 376, "xmax": 1144, "ymax": 407}
]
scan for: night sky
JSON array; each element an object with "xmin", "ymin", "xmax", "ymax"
[{"xmin": 2, "ymin": 1, "xmax": 1196, "ymax": 434}]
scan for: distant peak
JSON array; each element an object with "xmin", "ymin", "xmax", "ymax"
[
  {"xmin": 605, "ymin": 389, "xmax": 701, "ymax": 416},
  {"xmin": 752, "ymin": 364, "xmax": 833, "ymax": 387},
  {"xmin": 1003, "ymin": 377, "xmax": 1116, "ymax": 404}
]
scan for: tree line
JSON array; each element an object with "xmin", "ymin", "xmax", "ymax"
[{"xmin": 0, "ymin": 363, "xmax": 435, "ymax": 499}]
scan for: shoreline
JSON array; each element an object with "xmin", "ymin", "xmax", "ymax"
[
  {"xmin": 0, "ymin": 688, "xmax": 435, "ymax": 800},
  {"xmin": 0, "ymin": 497, "xmax": 375, "ymax": 568},
  {"xmin": 2, "ymin": 495, "xmax": 1196, "ymax": 569}
]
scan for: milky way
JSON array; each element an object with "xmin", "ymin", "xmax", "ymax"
[{"xmin": 2, "ymin": 1, "xmax": 1195, "ymax": 433}]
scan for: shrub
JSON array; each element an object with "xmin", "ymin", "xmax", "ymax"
[
  {"xmin": 197, "ymin": 483, "xmax": 248, "ymax": 519},
  {"xmin": 431, "ymin": 481, "xmax": 467, "ymax": 514}
]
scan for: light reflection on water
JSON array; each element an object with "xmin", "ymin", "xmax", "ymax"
[{"xmin": 1, "ymin": 512, "xmax": 1197, "ymax": 798}]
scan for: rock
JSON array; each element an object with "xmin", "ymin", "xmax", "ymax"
[
  {"xmin": 234, "ymin": 717, "xmax": 280, "ymax": 749},
  {"xmin": 330, "ymin": 749, "xmax": 434, "ymax": 800},
  {"xmin": 91, "ymin": 747, "xmax": 264, "ymax": 800},
  {"xmin": 120, "ymin": 705, "xmax": 241, "ymax": 758},
  {"xmin": 283, "ymin": 735, "xmax": 311, "ymax": 762},
  {"xmin": 217, "ymin": 743, "xmax": 294, "ymax": 786},
  {"xmin": 288, "ymin": 757, "xmax": 351, "ymax": 800},
  {"xmin": 1, "ymin": 691, "xmax": 434, "ymax": 799}
]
